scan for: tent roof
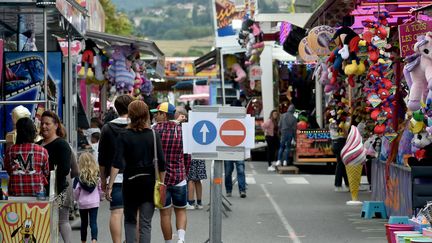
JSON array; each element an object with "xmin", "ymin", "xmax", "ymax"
[
  {"xmin": 86, "ymin": 30, "xmax": 164, "ymax": 58},
  {"xmin": 85, "ymin": 30, "xmax": 165, "ymax": 77},
  {"xmin": 0, "ymin": 0, "xmax": 86, "ymax": 41},
  {"xmin": 305, "ymin": 0, "xmax": 432, "ymax": 29}
]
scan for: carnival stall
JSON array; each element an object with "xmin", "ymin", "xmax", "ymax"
[
  {"xmin": 302, "ymin": 0, "xmax": 432, "ymax": 216},
  {"xmin": 0, "ymin": 0, "xmax": 89, "ymax": 241}
]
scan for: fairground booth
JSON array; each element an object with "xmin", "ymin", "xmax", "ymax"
[
  {"xmin": 291, "ymin": 0, "xmax": 432, "ymax": 240},
  {"xmin": 0, "ymin": 0, "xmax": 89, "ymax": 241}
]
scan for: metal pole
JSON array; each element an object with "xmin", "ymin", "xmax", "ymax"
[
  {"xmin": 66, "ymin": 36, "xmax": 72, "ymax": 143},
  {"xmin": 220, "ymin": 50, "xmax": 226, "ymax": 106},
  {"xmin": 43, "ymin": 8, "xmax": 48, "ymax": 110},
  {"xmin": 210, "ymin": 160, "xmax": 223, "ymax": 243},
  {"xmin": 260, "ymin": 42, "xmax": 274, "ymax": 120},
  {"xmin": 315, "ymin": 72, "xmax": 323, "ymax": 128},
  {"xmin": 0, "ymin": 100, "xmax": 47, "ymax": 105}
]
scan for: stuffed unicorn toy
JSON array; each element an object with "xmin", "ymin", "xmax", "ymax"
[{"xmin": 404, "ymin": 32, "xmax": 432, "ymax": 111}]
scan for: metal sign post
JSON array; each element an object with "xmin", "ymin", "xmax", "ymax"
[
  {"xmin": 209, "ymin": 159, "xmax": 223, "ymax": 243},
  {"xmin": 184, "ymin": 106, "xmax": 255, "ymax": 243}
]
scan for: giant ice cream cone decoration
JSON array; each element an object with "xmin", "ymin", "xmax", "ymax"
[
  {"xmin": 345, "ymin": 164, "xmax": 363, "ymax": 201},
  {"xmin": 341, "ymin": 125, "xmax": 366, "ymax": 205}
]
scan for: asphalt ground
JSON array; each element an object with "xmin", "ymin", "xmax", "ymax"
[{"xmin": 69, "ymin": 161, "xmax": 387, "ymax": 243}]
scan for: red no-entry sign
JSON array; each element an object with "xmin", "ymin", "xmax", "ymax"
[{"xmin": 219, "ymin": 120, "xmax": 246, "ymax": 147}]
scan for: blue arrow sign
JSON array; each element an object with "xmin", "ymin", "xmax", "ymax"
[{"xmin": 192, "ymin": 120, "xmax": 217, "ymax": 145}]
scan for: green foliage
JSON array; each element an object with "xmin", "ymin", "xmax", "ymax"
[{"xmin": 99, "ymin": 0, "xmax": 133, "ymax": 36}]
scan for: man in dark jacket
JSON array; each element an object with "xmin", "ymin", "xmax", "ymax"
[
  {"xmin": 276, "ymin": 104, "xmax": 297, "ymax": 166},
  {"xmin": 98, "ymin": 94, "xmax": 133, "ymax": 243}
]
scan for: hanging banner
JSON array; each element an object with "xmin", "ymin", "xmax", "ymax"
[
  {"xmin": 398, "ymin": 20, "xmax": 432, "ymax": 57},
  {"xmin": 213, "ymin": 0, "xmax": 255, "ymax": 47},
  {"xmin": 56, "ymin": 38, "xmax": 82, "ymax": 57}
]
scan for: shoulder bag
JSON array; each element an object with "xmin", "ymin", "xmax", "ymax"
[{"xmin": 152, "ymin": 130, "xmax": 166, "ymax": 209}]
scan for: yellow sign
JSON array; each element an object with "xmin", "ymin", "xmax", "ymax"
[{"xmin": 0, "ymin": 201, "xmax": 58, "ymax": 242}]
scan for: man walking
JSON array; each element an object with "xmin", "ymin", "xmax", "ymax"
[
  {"xmin": 99, "ymin": 94, "xmax": 133, "ymax": 243},
  {"xmin": 152, "ymin": 102, "xmax": 188, "ymax": 243},
  {"xmin": 276, "ymin": 104, "xmax": 297, "ymax": 166}
]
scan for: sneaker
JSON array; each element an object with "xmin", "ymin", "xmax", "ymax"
[
  {"xmin": 186, "ymin": 204, "xmax": 195, "ymax": 210},
  {"xmin": 240, "ymin": 191, "xmax": 247, "ymax": 198},
  {"xmin": 282, "ymin": 161, "xmax": 287, "ymax": 166},
  {"xmin": 196, "ymin": 204, "xmax": 204, "ymax": 210},
  {"xmin": 226, "ymin": 192, "xmax": 232, "ymax": 197},
  {"xmin": 267, "ymin": 165, "xmax": 276, "ymax": 172},
  {"xmin": 177, "ymin": 240, "xmax": 185, "ymax": 243},
  {"xmin": 275, "ymin": 160, "xmax": 281, "ymax": 166},
  {"xmin": 334, "ymin": 187, "xmax": 343, "ymax": 192},
  {"xmin": 342, "ymin": 186, "xmax": 350, "ymax": 192}
]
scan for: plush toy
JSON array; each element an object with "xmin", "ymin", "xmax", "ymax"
[
  {"xmin": 239, "ymin": 19, "xmax": 264, "ymax": 66},
  {"xmin": 79, "ymin": 40, "xmax": 97, "ymax": 79},
  {"xmin": 412, "ymin": 131, "xmax": 432, "ymax": 153},
  {"xmin": 225, "ymin": 55, "xmax": 247, "ymax": 83},
  {"xmin": 108, "ymin": 44, "xmax": 139, "ymax": 93},
  {"xmin": 404, "ymin": 33, "xmax": 432, "ymax": 111},
  {"xmin": 327, "ymin": 48, "xmax": 344, "ymax": 85},
  {"xmin": 332, "ymin": 26, "xmax": 366, "ymax": 87}
]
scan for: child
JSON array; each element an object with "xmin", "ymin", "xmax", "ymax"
[
  {"xmin": 90, "ymin": 132, "xmax": 100, "ymax": 163},
  {"xmin": 73, "ymin": 152, "xmax": 102, "ymax": 243},
  {"xmin": 186, "ymin": 159, "xmax": 207, "ymax": 209}
]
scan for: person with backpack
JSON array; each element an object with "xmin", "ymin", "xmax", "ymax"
[
  {"xmin": 98, "ymin": 94, "xmax": 134, "ymax": 243},
  {"xmin": 152, "ymin": 102, "xmax": 187, "ymax": 243}
]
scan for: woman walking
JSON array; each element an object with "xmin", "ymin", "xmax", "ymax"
[
  {"xmin": 262, "ymin": 110, "xmax": 280, "ymax": 171},
  {"xmin": 39, "ymin": 111, "xmax": 73, "ymax": 243},
  {"xmin": 73, "ymin": 152, "xmax": 103, "ymax": 243},
  {"xmin": 107, "ymin": 100, "xmax": 165, "ymax": 243}
]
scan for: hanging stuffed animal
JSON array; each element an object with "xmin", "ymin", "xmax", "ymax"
[
  {"xmin": 404, "ymin": 33, "xmax": 432, "ymax": 111},
  {"xmin": 108, "ymin": 44, "xmax": 139, "ymax": 93},
  {"xmin": 239, "ymin": 19, "xmax": 264, "ymax": 66},
  {"xmin": 132, "ymin": 62, "xmax": 144, "ymax": 97},
  {"xmin": 225, "ymin": 55, "xmax": 246, "ymax": 83},
  {"xmin": 79, "ymin": 39, "xmax": 97, "ymax": 79},
  {"xmin": 332, "ymin": 26, "xmax": 366, "ymax": 87}
]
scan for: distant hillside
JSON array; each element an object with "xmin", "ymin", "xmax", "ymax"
[
  {"xmin": 112, "ymin": 0, "xmax": 214, "ymax": 41},
  {"xmin": 111, "ymin": 0, "xmax": 153, "ymax": 11}
]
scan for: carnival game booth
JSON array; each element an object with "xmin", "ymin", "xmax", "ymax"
[
  {"xmin": 0, "ymin": 1, "xmax": 88, "ymax": 241},
  {"xmin": 0, "ymin": 170, "xmax": 60, "ymax": 242},
  {"xmin": 303, "ymin": 0, "xmax": 432, "ymax": 215},
  {"xmin": 0, "ymin": 0, "xmax": 87, "ymax": 155}
]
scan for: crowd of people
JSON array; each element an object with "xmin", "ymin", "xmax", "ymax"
[
  {"xmin": 3, "ymin": 94, "xmax": 217, "ymax": 243},
  {"xmin": 2, "ymin": 95, "xmax": 362, "ymax": 242}
]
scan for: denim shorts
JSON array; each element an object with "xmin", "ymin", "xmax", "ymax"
[
  {"xmin": 110, "ymin": 183, "xmax": 123, "ymax": 210},
  {"xmin": 163, "ymin": 184, "xmax": 187, "ymax": 209}
]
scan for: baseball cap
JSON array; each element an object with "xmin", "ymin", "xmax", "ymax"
[{"xmin": 150, "ymin": 102, "xmax": 176, "ymax": 114}]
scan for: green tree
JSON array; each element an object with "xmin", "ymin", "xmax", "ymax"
[{"xmin": 99, "ymin": 0, "xmax": 133, "ymax": 36}]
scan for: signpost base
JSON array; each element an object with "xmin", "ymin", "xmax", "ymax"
[{"xmin": 209, "ymin": 160, "xmax": 223, "ymax": 243}]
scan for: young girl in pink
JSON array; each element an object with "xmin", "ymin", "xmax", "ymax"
[{"xmin": 73, "ymin": 152, "xmax": 103, "ymax": 243}]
